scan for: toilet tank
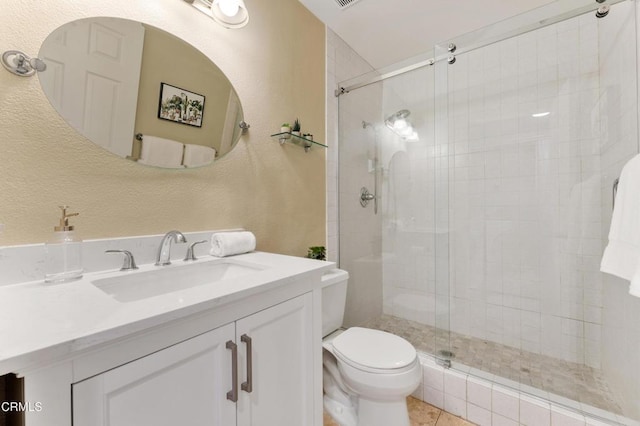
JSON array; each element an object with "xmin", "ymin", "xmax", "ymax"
[{"xmin": 321, "ymin": 269, "xmax": 349, "ymax": 337}]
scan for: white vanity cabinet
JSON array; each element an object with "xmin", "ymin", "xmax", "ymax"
[
  {"xmin": 236, "ymin": 292, "xmax": 314, "ymax": 426},
  {"xmin": 73, "ymin": 322, "xmax": 237, "ymax": 425},
  {"xmin": 71, "ymin": 293, "xmax": 313, "ymax": 426}
]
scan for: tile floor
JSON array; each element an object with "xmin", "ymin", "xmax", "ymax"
[
  {"xmin": 323, "ymin": 397, "xmax": 475, "ymax": 426},
  {"xmin": 363, "ymin": 315, "xmax": 622, "ymax": 414}
]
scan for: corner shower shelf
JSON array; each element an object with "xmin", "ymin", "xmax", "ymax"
[{"xmin": 271, "ymin": 132, "xmax": 327, "ymax": 152}]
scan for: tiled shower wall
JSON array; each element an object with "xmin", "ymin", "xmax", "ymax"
[
  {"xmin": 377, "ymin": 67, "xmax": 439, "ymax": 324},
  {"xmin": 446, "ymin": 12, "xmax": 610, "ymax": 367},
  {"xmin": 325, "ymin": 29, "xmax": 375, "ymax": 264},
  {"xmin": 326, "ymin": 30, "xmax": 384, "ymax": 326}
]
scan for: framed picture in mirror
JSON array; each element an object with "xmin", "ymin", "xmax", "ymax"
[{"xmin": 158, "ymin": 82, "xmax": 205, "ymax": 128}]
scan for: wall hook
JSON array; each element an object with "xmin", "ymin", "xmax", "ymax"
[
  {"xmin": 239, "ymin": 121, "xmax": 250, "ymax": 133},
  {"xmin": 2, "ymin": 50, "xmax": 46, "ymax": 77}
]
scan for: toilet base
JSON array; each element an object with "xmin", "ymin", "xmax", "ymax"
[
  {"xmin": 324, "ymin": 393, "xmax": 412, "ymax": 426},
  {"xmin": 357, "ymin": 397, "xmax": 410, "ymax": 426},
  {"xmin": 323, "ymin": 395, "xmax": 357, "ymax": 426}
]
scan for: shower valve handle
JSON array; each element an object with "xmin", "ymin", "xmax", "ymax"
[{"xmin": 360, "ymin": 187, "xmax": 376, "ymax": 207}]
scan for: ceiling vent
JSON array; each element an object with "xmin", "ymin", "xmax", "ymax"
[{"xmin": 334, "ymin": 0, "xmax": 362, "ymax": 10}]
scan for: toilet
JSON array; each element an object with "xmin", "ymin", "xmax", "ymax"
[{"xmin": 321, "ymin": 269, "xmax": 422, "ymax": 426}]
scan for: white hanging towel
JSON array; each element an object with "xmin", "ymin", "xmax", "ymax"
[
  {"xmin": 601, "ymin": 153, "xmax": 640, "ymax": 297},
  {"xmin": 138, "ymin": 135, "xmax": 185, "ymax": 168},
  {"xmin": 183, "ymin": 144, "xmax": 216, "ymax": 168},
  {"xmin": 210, "ymin": 231, "xmax": 256, "ymax": 257}
]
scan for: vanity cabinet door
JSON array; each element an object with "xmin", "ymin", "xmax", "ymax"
[
  {"xmin": 72, "ymin": 322, "xmax": 236, "ymax": 426},
  {"xmin": 236, "ymin": 293, "xmax": 314, "ymax": 426}
]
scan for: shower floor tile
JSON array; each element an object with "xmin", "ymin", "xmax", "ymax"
[{"xmin": 363, "ymin": 314, "xmax": 623, "ymax": 416}]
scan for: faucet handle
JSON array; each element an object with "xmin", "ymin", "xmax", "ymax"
[
  {"xmin": 184, "ymin": 240, "xmax": 207, "ymax": 261},
  {"xmin": 106, "ymin": 250, "xmax": 139, "ymax": 271}
]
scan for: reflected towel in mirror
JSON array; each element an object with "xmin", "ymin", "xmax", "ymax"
[
  {"xmin": 138, "ymin": 135, "xmax": 185, "ymax": 168},
  {"xmin": 183, "ymin": 144, "xmax": 216, "ymax": 168},
  {"xmin": 210, "ymin": 231, "xmax": 256, "ymax": 257}
]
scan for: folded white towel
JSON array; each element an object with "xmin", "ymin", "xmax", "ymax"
[
  {"xmin": 210, "ymin": 231, "xmax": 256, "ymax": 257},
  {"xmin": 183, "ymin": 144, "xmax": 216, "ymax": 168},
  {"xmin": 601, "ymin": 153, "xmax": 640, "ymax": 297},
  {"xmin": 138, "ymin": 135, "xmax": 185, "ymax": 168}
]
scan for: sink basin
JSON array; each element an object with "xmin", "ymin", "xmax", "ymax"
[{"xmin": 92, "ymin": 260, "xmax": 264, "ymax": 302}]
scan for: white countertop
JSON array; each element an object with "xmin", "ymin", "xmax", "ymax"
[{"xmin": 0, "ymin": 251, "xmax": 334, "ymax": 375}]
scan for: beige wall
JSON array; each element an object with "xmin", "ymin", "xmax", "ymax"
[
  {"xmin": 134, "ymin": 24, "xmax": 232, "ymax": 154},
  {"xmin": 0, "ymin": 0, "xmax": 326, "ymax": 257}
]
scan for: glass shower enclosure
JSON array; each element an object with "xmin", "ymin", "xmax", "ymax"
[{"xmin": 337, "ymin": 0, "xmax": 639, "ymax": 422}]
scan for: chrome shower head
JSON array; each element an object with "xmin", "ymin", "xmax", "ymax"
[
  {"xmin": 384, "ymin": 109, "xmax": 418, "ymax": 141},
  {"xmin": 384, "ymin": 110, "xmax": 410, "ymax": 129}
]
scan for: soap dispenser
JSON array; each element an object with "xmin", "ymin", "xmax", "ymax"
[{"xmin": 44, "ymin": 206, "xmax": 83, "ymax": 283}]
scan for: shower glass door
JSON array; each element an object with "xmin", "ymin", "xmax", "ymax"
[
  {"xmin": 337, "ymin": 80, "xmax": 385, "ymax": 328},
  {"xmin": 434, "ymin": 0, "xmax": 639, "ymax": 418},
  {"xmin": 338, "ymin": 56, "xmax": 450, "ymax": 358}
]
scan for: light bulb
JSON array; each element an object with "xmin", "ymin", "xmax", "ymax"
[{"xmin": 218, "ymin": 0, "xmax": 240, "ymax": 17}]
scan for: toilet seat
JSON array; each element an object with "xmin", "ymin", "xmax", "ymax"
[{"xmin": 332, "ymin": 327, "xmax": 417, "ymax": 374}]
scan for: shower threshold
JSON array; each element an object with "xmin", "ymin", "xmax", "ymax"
[{"xmin": 363, "ymin": 314, "xmax": 623, "ymax": 416}]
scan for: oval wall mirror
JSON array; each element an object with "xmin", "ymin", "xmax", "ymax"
[{"xmin": 38, "ymin": 17, "xmax": 245, "ymax": 169}]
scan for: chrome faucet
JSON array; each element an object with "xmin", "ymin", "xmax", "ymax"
[{"xmin": 155, "ymin": 230, "xmax": 187, "ymax": 266}]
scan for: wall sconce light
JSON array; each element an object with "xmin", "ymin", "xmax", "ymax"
[
  {"xmin": 184, "ymin": 0, "xmax": 250, "ymax": 29},
  {"xmin": 385, "ymin": 109, "xmax": 419, "ymax": 141},
  {"xmin": 1, "ymin": 50, "xmax": 47, "ymax": 77}
]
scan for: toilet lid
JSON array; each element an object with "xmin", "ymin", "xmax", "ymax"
[{"xmin": 332, "ymin": 327, "xmax": 416, "ymax": 371}]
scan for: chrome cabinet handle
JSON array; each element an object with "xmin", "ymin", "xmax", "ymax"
[
  {"xmin": 241, "ymin": 334, "xmax": 253, "ymax": 393},
  {"xmin": 226, "ymin": 340, "xmax": 238, "ymax": 402}
]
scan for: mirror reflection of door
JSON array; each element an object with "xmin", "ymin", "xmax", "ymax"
[{"xmin": 39, "ymin": 19, "xmax": 144, "ymax": 157}]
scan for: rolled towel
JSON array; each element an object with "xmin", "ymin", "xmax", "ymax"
[
  {"xmin": 210, "ymin": 231, "xmax": 256, "ymax": 257},
  {"xmin": 138, "ymin": 135, "xmax": 185, "ymax": 168},
  {"xmin": 183, "ymin": 144, "xmax": 216, "ymax": 168}
]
